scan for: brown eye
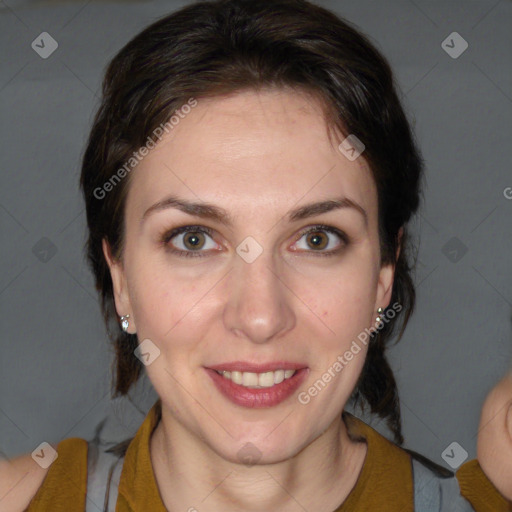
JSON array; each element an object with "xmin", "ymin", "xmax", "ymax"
[
  {"xmin": 306, "ymin": 231, "xmax": 328, "ymax": 250},
  {"xmin": 182, "ymin": 231, "xmax": 206, "ymax": 250},
  {"xmin": 293, "ymin": 225, "xmax": 349, "ymax": 257},
  {"xmin": 161, "ymin": 225, "xmax": 217, "ymax": 258}
]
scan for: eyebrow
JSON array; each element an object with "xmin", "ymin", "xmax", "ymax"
[{"xmin": 141, "ymin": 194, "xmax": 368, "ymax": 228}]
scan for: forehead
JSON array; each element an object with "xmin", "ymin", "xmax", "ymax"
[{"xmin": 126, "ymin": 89, "xmax": 377, "ymax": 225}]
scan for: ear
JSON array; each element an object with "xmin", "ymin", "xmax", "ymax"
[
  {"xmin": 102, "ymin": 238, "xmax": 137, "ymax": 333},
  {"xmin": 375, "ymin": 226, "xmax": 403, "ymax": 312}
]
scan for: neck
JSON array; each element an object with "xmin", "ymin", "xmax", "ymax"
[{"xmin": 150, "ymin": 408, "xmax": 367, "ymax": 512}]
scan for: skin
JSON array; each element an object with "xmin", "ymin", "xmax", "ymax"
[
  {"xmin": 0, "ymin": 451, "xmax": 53, "ymax": 511},
  {"xmin": 477, "ymin": 372, "xmax": 512, "ymax": 500},
  {"xmin": 104, "ymin": 88, "xmax": 396, "ymax": 511}
]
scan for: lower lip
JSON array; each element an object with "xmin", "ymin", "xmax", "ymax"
[{"xmin": 205, "ymin": 368, "xmax": 309, "ymax": 408}]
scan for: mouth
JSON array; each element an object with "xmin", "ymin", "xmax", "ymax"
[
  {"xmin": 214, "ymin": 368, "xmax": 298, "ymax": 388},
  {"xmin": 205, "ymin": 363, "xmax": 309, "ymax": 408}
]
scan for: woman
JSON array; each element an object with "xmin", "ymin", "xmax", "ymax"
[{"xmin": 1, "ymin": 0, "xmax": 510, "ymax": 510}]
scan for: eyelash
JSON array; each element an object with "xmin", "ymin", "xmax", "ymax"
[{"xmin": 159, "ymin": 224, "xmax": 349, "ymax": 259}]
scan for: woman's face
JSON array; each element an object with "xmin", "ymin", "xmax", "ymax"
[{"xmin": 105, "ymin": 89, "xmax": 396, "ymax": 464}]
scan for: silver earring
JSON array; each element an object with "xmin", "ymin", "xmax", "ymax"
[
  {"xmin": 375, "ymin": 307, "xmax": 384, "ymax": 323},
  {"xmin": 120, "ymin": 314, "xmax": 130, "ymax": 332}
]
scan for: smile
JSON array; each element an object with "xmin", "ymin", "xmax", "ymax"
[
  {"xmin": 205, "ymin": 364, "xmax": 309, "ymax": 408},
  {"xmin": 215, "ymin": 369, "xmax": 297, "ymax": 388}
]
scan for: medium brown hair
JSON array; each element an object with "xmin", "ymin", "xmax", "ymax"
[{"xmin": 80, "ymin": 0, "xmax": 424, "ymax": 445}]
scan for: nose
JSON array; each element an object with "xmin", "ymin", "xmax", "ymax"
[{"xmin": 223, "ymin": 247, "xmax": 296, "ymax": 345}]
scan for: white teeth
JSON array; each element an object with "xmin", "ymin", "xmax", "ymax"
[
  {"xmin": 274, "ymin": 369, "xmax": 285, "ymax": 384},
  {"xmin": 258, "ymin": 371, "xmax": 275, "ymax": 387},
  {"xmin": 231, "ymin": 371, "xmax": 242, "ymax": 385},
  {"xmin": 242, "ymin": 372, "xmax": 259, "ymax": 387},
  {"xmin": 217, "ymin": 369, "xmax": 297, "ymax": 388}
]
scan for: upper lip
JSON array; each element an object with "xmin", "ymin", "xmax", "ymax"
[{"xmin": 207, "ymin": 361, "xmax": 307, "ymax": 372}]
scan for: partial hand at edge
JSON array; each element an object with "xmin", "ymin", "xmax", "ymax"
[{"xmin": 477, "ymin": 372, "xmax": 512, "ymax": 501}]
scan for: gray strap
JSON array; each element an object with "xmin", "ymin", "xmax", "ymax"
[
  {"xmin": 86, "ymin": 440, "xmax": 125, "ymax": 512},
  {"xmin": 86, "ymin": 438, "xmax": 479, "ymax": 511},
  {"xmin": 412, "ymin": 458, "xmax": 476, "ymax": 511}
]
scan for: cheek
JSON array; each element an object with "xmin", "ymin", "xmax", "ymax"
[
  {"xmin": 125, "ymin": 236, "xmax": 379, "ymax": 350},
  {"xmin": 126, "ymin": 257, "xmax": 220, "ymax": 369},
  {"xmin": 126, "ymin": 259, "xmax": 196, "ymax": 341},
  {"xmin": 298, "ymin": 263, "xmax": 378, "ymax": 340}
]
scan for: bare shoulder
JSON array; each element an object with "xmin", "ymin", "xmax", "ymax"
[{"xmin": 0, "ymin": 451, "xmax": 51, "ymax": 512}]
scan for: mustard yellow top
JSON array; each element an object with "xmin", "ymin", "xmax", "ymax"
[{"xmin": 26, "ymin": 400, "xmax": 510, "ymax": 511}]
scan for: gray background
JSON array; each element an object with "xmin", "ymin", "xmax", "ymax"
[{"xmin": 1, "ymin": 0, "xmax": 511, "ymax": 475}]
